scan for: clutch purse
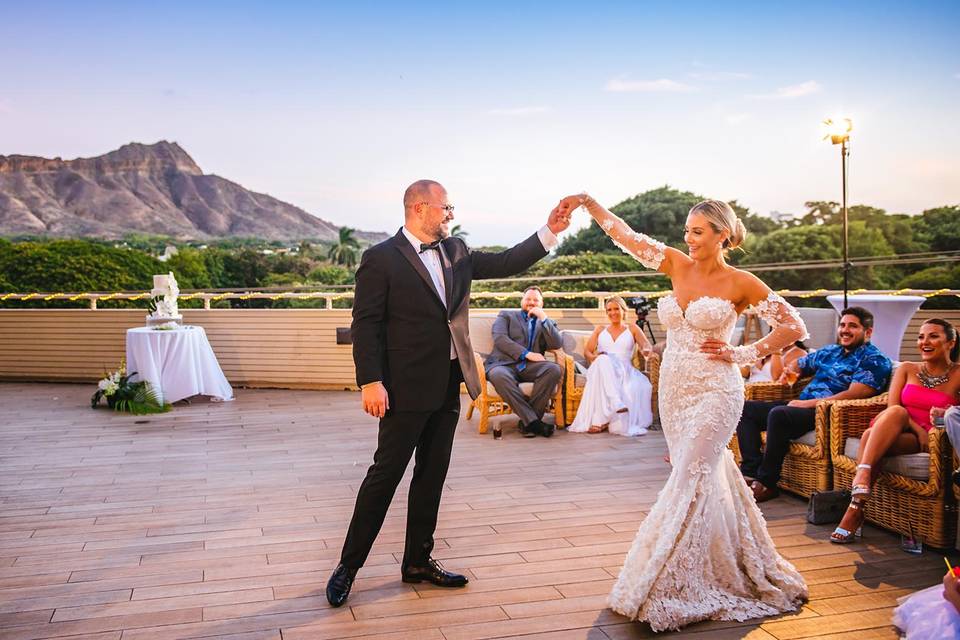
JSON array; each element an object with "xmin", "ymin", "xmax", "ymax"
[{"xmin": 806, "ymin": 489, "xmax": 851, "ymax": 525}]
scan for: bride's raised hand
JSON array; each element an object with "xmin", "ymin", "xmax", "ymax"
[
  {"xmin": 700, "ymin": 338, "xmax": 734, "ymax": 362},
  {"xmin": 559, "ymin": 194, "xmax": 586, "ymax": 211}
]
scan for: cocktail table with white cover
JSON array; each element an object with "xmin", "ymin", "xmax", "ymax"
[
  {"xmin": 826, "ymin": 294, "xmax": 925, "ymax": 360},
  {"xmin": 125, "ymin": 326, "xmax": 234, "ymax": 404}
]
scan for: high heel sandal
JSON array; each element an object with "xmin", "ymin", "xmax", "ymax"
[
  {"xmin": 830, "ymin": 498, "xmax": 866, "ymax": 544},
  {"xmin": 852, "ymin": 463, "xmax": 872, "ymax": 498}
]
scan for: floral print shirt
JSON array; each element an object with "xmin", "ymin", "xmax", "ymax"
[{"xmin": 797, "ymin": 342, "xmax": 892, "ymax": 400}]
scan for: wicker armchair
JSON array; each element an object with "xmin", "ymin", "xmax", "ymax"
[
  {"xmin": 557, "ymin": 329, "xmax": 660, "ymax": 428},
  {"xmin": 465, "ymin": 350, "xmax": 564, "ymax": 434},
  {"xmin": 464, "ymin": 314, "xmax": 564, "ymax": 434},
  {"xmin": 830, "ymin": 395, "xmax": 957, "ymax": 549},
  {"xmin": 728, "ymin": 378, "xmax": 834, "ymax": 497}
]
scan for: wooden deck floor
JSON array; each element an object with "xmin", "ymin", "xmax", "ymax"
[{"xmin": 0, "ymin": 383, "xmax": 950, "ymax": 640}]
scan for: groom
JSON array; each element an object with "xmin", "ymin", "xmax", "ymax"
[{"xmin": 326, "ymin": 180, "xmax": 571, "ymax": 606}]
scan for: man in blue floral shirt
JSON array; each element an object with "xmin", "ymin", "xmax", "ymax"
[{"xmin": 738, "ymin": 306, "xmax": 893, "ymax": 503}]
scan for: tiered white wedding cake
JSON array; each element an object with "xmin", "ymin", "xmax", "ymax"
[{"xmin": 146, "ymin": 272, "xmax": 183, "ymax": 328}]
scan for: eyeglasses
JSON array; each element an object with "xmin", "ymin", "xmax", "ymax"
[{"xmin": 420, "ymin": 203, "xmax": 455, "ymax": 213}]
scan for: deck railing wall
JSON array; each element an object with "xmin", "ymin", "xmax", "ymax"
[{"xmin": 1, "ymin": 308, "xmax": 957, "ymax": 389}]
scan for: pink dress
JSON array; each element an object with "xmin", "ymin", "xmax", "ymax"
[{"xmin": 870, "ymin": 383, "xmax": 957, "ymax": 432}]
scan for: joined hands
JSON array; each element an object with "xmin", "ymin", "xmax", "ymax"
[{"xmin": 548, "ymin": 194, "xmax": 590, "ymax": 234}]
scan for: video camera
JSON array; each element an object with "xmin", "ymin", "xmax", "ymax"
[{"xmin": 627, "ymin": 296, "xmax": 653, "ymax": 321}]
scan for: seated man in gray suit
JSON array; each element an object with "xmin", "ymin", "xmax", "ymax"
[{"xmin": 484, "ymin": 286, "xmax": 563, "ymax": 438}]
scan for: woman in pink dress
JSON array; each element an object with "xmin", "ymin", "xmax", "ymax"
[{"xmin": 831, "ymin": 319, "xmax": 960, "ymax": 543}]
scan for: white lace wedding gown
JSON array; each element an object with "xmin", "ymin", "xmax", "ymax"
[
  {"xmin": 577, "ymin": 196, "xmax": 809, "ymax": 632},
  {"xmin": 567, "ymin": 328, "xmax": 653, "ymax": 436}
]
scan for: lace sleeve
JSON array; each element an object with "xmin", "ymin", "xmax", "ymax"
[
  {"xmin": 729, "ymin": 292, "xmax": 809, "ymax": 366},
  {"xmin": 580, "ymin": 195, "xmax": 666, "ymax": 270}
]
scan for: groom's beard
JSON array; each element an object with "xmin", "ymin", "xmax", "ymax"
[{"xmin": 429, "ymin": 224, "xmax": 450, "ymax": 241}]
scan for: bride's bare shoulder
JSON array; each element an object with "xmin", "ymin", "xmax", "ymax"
[
  {"xmin": 731, "ymin": 269, "xmax": 772, "ymax": 306},
  {"xmin": 731, "ymin": 268, "xmax": 767, "ymax": 289}
]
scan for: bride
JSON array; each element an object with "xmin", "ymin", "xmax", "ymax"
[
  {"xmin": 568, "ymin": 295, "xmax": 654, "ymax": 436},
  {"xmin": 557, "ymin": 194, "xmax": 809, "ymax": 631}
]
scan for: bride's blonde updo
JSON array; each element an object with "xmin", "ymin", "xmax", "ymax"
[{"xmin": 689, "ymin": 200, "xmax": 746, "ymax": 250}]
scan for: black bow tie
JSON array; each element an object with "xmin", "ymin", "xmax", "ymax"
[{"xmin": 419, "ymin": 240, "xmax": 441, "ymax": 253}]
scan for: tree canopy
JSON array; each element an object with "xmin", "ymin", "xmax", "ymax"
[{"xmin": 2, "ymin": 188, "xmax": 956, "ymax": 309}]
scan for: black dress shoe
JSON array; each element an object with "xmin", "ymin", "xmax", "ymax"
[
  {"xmin": 539, "ymin": 421, "xmax": 555, "ymax": 438},
  {"xmin": 401, "ymin": 558, "xmax": 468, "ymax": 587},
  {"xmin": 326, "ymin": 563, "xmax": 358, "ymax": 607},
  {"xmin": 520, "ymin": 422, "xmax": 539, "ymax": 438}
]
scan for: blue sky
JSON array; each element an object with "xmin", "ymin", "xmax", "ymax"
[{"xmin": 2, "ymin": 1, "xmax": 958, "ymax": 244}]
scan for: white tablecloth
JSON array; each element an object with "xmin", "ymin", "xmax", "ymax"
[
  {"xmin": 826, "ymin": 294, "xmax": 925, "ymax": 360},
  {"xmin": 126, "ymin": 326, "xmax": 234, "ymax": 404}
]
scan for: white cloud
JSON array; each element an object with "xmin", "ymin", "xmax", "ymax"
[
  {"xmin": 724, "ymin": 113, "xmax": 752, "ymax": 125},
  {"xmin": 749, "ymin": 80, "xmax": 822, "ymax": 99},
  {"xmin": 604, "ymin": 77, "xmax": 696, "ymax": 93},
  {"xmin": 688, "ymin": 70, "xmax": 753, "ymax": 81},
  {"xmin": 487, "ymin": 106, "xmax": 550, "ymax": 116}
]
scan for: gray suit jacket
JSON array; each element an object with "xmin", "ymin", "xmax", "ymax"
[{"xmin": 484, "ymin": 309, "xmax": 563, "ymax": 371}]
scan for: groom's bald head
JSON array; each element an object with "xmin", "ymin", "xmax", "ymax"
[
  {"xmin": 403, "ymin": 179, "xmax": 453, "ymax": 241},
  {"xmin": 403, "ymin": 180, "xmax": 445, "ymax": 214}
]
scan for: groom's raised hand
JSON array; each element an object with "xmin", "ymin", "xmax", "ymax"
[{"xmin": 547, "ymin": 200, "xmax": 574, "ymax": 235}]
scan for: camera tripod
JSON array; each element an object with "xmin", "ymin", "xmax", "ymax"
[{"xmin": 634, "ymin": 310, "xmax": 657, "ymax": 345}]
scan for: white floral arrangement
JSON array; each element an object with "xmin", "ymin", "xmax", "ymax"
[
  {"xmin": 97, "ymin": 369, "xmax": 121, "ymax": 396},
  {"xmin": 91, "ymin": 360, "xmax": 169, "ymax": 414}
]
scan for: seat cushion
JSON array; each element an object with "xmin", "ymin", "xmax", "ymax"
[
  {"xmin": 790, "ymin": 430, "xmax": 817, "ymax": 446},
  {"xmin": 843, "ymin": 436, "xmax": 930, "ymax": 481},
  {"xmin": 469, "ymin": 314, "xmax": 499, "ymax": 357},
  {"xmin": 560, "ymin": 329, "xmax": 592, "ymax": 368}
]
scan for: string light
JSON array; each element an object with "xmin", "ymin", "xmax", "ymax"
[{"xmin": 2, "ymin": 288, "xmax": 958, "ymax": 304}]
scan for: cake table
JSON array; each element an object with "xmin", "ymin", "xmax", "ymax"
[{"xmin": 125, "ymin": 325, "xmax": 234, "ymax": 404}]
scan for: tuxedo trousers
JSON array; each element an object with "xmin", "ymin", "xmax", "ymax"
[{"xmin": 340, "ymin": 359, "xmax": 463, "ymax": 570}]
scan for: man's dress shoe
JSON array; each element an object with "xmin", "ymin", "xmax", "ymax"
[
  {"xmin": 326, "ymin": 563, "xmax": 357, "ymax": 607},
  {"xmin": 751, "ymin": 480, "xmax": 780, "ymax": 503},
  {"xmin": 401, "ymin": 558, "xmax": 468, "ymax": 587}
]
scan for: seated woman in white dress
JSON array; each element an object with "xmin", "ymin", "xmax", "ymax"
[{"xmin": 569, "ymin": 296, "xmax": 654, "ymax": 436}]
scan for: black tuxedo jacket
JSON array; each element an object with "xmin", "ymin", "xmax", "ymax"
[{"xmin": 351, "ymin": 228, "xmax": 548, "ymax": 412}]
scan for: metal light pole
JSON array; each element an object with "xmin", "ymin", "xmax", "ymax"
[{"xmin": 824, "ymin": 118, "xmax": 852, "ymax": 308}]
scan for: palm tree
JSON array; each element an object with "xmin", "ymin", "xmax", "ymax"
[
  {"xmin": 450, "ymin": 224, "xmax": 468, "ymax": 239},
  {"xmin": 328, "ymin": 227, "xmax": 360, "ymax": 268}
]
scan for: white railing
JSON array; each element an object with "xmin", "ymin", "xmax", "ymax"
[{"xmin": 1, "ymin": 288, "xmax": 957, "ymax": 309}]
